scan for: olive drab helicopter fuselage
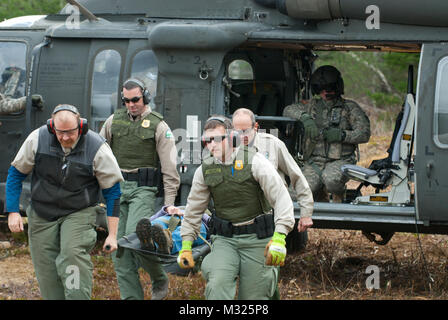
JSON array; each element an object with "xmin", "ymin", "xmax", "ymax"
[{"xmin": 1, "ymin": 0, "xmax": 448, "ymax": 248}]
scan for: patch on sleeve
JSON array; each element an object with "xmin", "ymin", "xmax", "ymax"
[{"xmin": 165, "ymin": 129, "xmax": 174, "ymax": 139}]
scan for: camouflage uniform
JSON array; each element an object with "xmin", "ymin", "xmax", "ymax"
[
  {"xmin": 0, "ymin": 93, "xmax": 26, "ymax": 114},
  {"xmin": 283, "ymin": 96, "xmax": 370, "ymax": 197}
]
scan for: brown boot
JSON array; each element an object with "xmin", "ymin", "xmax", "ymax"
[
  {"xmin": 136, "ymin": 218, "xmax": 155, "ymax": 251},
  {"xmin": 151, "ymin": 224, "xmax": 173, "ymax": 254}
]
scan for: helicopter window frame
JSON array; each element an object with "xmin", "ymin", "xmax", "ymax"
[
  {"xmin": 0, "ymin": 40, "xmax": 28, "ymax": 115},
  {"xmin": 90, "ymin": 48, "xmax": 122, "ymax": 132},
  {"xmin": 129, "ymin": 49, "xmax": 159, "ymax": 108},
  {"xmin": 434, "ymin": 55, "xmax": 448, "ymax": 148}
]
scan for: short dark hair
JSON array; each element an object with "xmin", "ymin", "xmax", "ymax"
[
  {"xmin": 122, "ymin": 78, "xmax": 145, "ymax": 92},
  {"xmin": 204, "ymin": 115, "xmax": 233, "ymax": 131}
]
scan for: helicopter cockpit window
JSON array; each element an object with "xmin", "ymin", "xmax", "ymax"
[
  {"xmin": 130, "ymin": 50, "xmax": 158, "ymax": 107},
  {"xmin": 434, "ymin": 56, "xmax": 448, "ymax": 147},
  {"xmin": 90, "ymin": 49, "xmax": 121, "ymax": 132},
  {"xmin": 228, "ymin": 60, "xmax": 254, "ymax": 80},
  {"xmin": 0, "ymin": 42, "xmax": 27, "ymax": 100}
]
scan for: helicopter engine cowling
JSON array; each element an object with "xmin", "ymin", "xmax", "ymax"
[{"xmin": 254, "ymin": 0, "xmax": 448, "ymax": 27}]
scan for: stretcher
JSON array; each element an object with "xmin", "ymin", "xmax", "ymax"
[{"xmin": 117, "ymin": 232, "xmax": 211, "ymax": 275}]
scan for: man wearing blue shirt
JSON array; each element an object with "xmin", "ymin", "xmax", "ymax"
[{"xmin": 6, "ymin": 104, "xmax": 123, "ymax": 300}]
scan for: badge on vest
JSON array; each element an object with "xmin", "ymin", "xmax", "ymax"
[
  {"xmin": 142, "ymin": 119, "xmax": 150, "ymax": 128},
  {"xmin": 234, "ymin": 160, "xmax": 244, "ymax": 170}
]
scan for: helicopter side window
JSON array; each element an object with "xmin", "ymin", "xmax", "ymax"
[
  {"xmin": 0, "ymin": 42, "xmax": 27, "ymax": 99},
  {"xmin": 90, "ymin": 49, "xmax": 122, "ymax": 132},
  {"xmin": 434, "ymin": 56, "xmax": 448, "ymax": 146},
  {"xmin": 130, "ymin": 50, "xmax": 158, "ymax": 108},
  {"xmin": 228, "ymin": 59, "xmax": 254, "ymax": 80}
]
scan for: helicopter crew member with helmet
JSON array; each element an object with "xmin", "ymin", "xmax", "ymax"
[
  {"xmin": 100, "ymin": 78, "xmax": 180, "ymax": 300},
  {"xmin": 5, "ymin": 104, "xmax": 123, "ymax": 300},
  {"xmin": 178, "ymin": 115, "xmax": 295, "ymax": 300},
  {"xmin": 283, "ymin": 65, "xmax": 370, "ymax": 202}
]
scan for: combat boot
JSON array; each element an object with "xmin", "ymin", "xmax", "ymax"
[
  {"xmin": 151, "ymin": 224, "xmax": 173, "ymax": 254},
  {"xmin": 136, "ymin": 217, "xmax": 155, "ymax": 251}
]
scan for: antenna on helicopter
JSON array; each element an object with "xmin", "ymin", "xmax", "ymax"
[{"xmin": 66, "ymin": 0, "xmax": 98, "ymax": 22}]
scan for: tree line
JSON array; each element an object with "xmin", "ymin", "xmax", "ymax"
[{"xmin": 0, "ymin": 0, "xmax": 65, "ymax": 21}]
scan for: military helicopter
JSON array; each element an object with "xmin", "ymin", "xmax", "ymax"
[{"xmin": 0, "ymin": 0, "xmax": 448, "ymax": 251}]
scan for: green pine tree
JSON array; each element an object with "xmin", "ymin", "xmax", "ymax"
[{"xmin": 0, "ymin": 0, "xmax": 66, "ymax": 21}]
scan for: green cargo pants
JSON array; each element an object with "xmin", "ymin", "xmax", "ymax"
[
  {"xmin": 27, "ymin": 205, "xmax": 97, "ymax": 300},
  {"xmin": 112, "ymin": 181, "xmax": 168, "ymax": 300},
  {"xmin": 201, "ymin": 234, "xmax": 278, "ymax": 300}
]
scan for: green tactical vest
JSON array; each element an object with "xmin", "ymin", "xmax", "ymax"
[
  {"xmin": 308, "ymin": 97, "xmax": 355, "ymax": 160},
  {"xmin": 202, "ymin": 146, "xmax": 272, "ymax": 224},
  {"xmin": 110, "ymin": 108, "xmax": 162, "ymax": 170}
]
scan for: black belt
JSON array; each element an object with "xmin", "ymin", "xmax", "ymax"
[
  {"xmin": 121, "ymin": 171, "xmax": 139, "ymax": 182},
  {"xmin": 232, "ymin": 223, "xmax": 257, "ymax": 235},
  {"xmin": 210, "ymin": 213, "xmax": 274, "ymax": 239}
]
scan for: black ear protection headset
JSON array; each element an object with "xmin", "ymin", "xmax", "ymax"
[
  {"xmin": 47, "ymin": 104, "xmax": 88, "ymax": 136},
  {"xmin": 201, "ymin": 116, "xmax": 240, "ymax": 148},
  {"xmin": 121, "ymin": 78, "xmax": 151, "ymax": 105}
]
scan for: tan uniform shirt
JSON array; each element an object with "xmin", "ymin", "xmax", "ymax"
[
  {"xmin": 11, "ymin": 128, "xmax": 124, "ymax": 190},
  {"xmin": 100, "ymin": 106, "xmax": 180, "ymax": 205},
  {"xmin": 253, "ymin": 132, "xmax": 314, "ymax": 218},
  {"xmin": 180, "ymin": 147, "xmax": 295, "ymax": 242}
]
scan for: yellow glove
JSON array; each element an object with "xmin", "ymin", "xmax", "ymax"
[
  {"xmin": 264, "ymin": 232, "xmax": 287, "ymax": 266},
  {"xmin": 177, "ymin": 240, "xmax": 195, "ymax": 269}
]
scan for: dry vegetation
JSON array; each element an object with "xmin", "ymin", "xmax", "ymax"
[
  {"xmin": 1, "ymin": 130, "xmax": 447, "ymax": 300},
  {"xmin": 1, "ymin": 228, "xmax": 448, "ymax": 300}
]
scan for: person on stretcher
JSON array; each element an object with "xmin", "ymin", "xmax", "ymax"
[{"xmin": 136, "ymin": 206, "xmax": 210, "ymax": 255}]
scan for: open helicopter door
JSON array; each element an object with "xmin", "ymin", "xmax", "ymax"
[{"xmin": 415, "ymin": 43, "xmax": 448, "ymax": 224}]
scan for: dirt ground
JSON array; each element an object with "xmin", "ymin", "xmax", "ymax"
[
  {"xmin": 1, "ymin": 135, "xmax": 446, "ymax": 300},
  {"xmin": 1, "ymin": 227, "xmax": 448, "ymax": 300}
]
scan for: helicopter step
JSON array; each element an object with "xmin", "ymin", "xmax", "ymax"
[{"xmin": 296, "ymin": 202, "xmax": 448, "ymax": 237}]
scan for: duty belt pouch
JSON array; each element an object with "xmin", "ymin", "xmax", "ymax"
[
  {"xmin": 254, "ymin": 214, "xmax": 275, "ymax": 239},
  {"xmin": 210, "ymin": 215, "xmax": 233, "ymax": 237},
  {"xmin": 137, "ymin": 167, "xmax": 163, "ymax": 189},
  {"xmin": 137, "ymin": 167, "xmax": 154, "ymax": 187}
]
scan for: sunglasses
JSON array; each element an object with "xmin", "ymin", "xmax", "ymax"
[
  {"xmin": 54, "ymin": 127, "xmax": 79, "ymax": 135},
  {"xmin": 203, "ymin": 135, "xmax": 228, "ymax": 145},
  {"xmin": 123, "ymin": 96, "xmax": 142, "ymax": 104},
  {"xmin": 236, "ymin": 127, "xmax": 254, "ymax": 136}
]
